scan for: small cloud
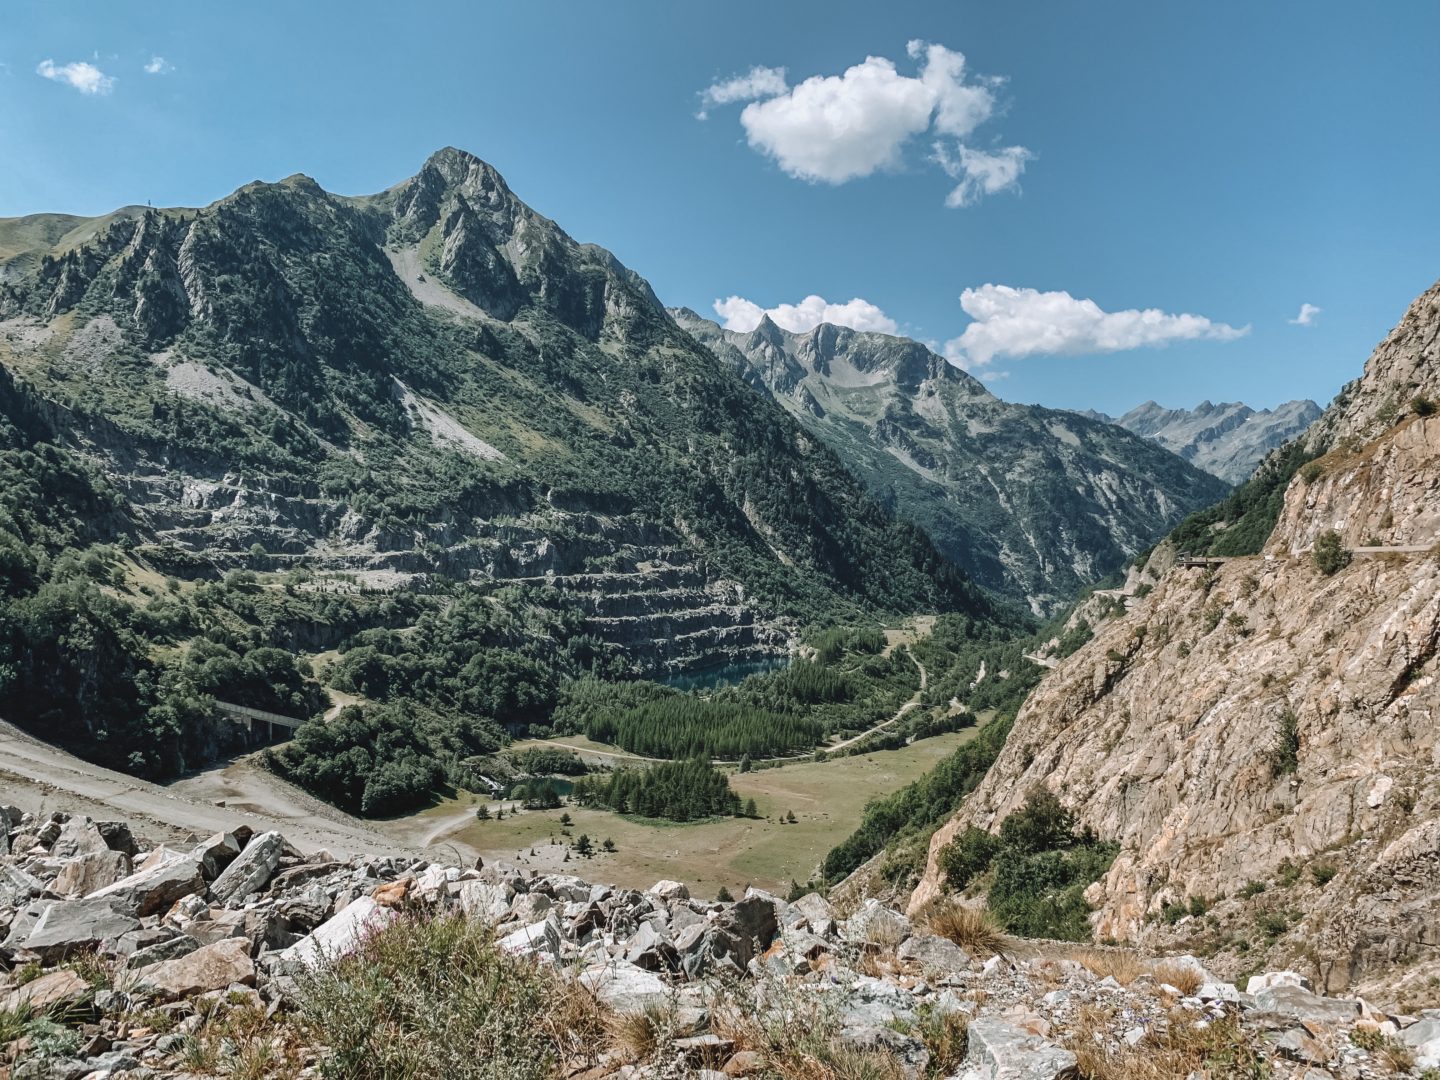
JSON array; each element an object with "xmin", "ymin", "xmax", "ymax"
[
  {"xmin": 979, "ymin": 370, "xmax": 1010, "ymax": 381},
  {"xmin": 934, "ymin": 143, "xmax": 1033, "ymax": 208},
  {"xmin": 1289, "ymin": 302, "xmax": 1321, "ymax": 326},
  {"xmin": 144, "ymin": 56, "xmax": 173, "ymax": 75},
  {"xmin": 36, "ymin": 58, "xmax": 115, "ymax": 95},
  {"xmin": 697, "ymin": 65, "xmax": 786, "ymax": 119},
  {"xmin": 714, "ymin": 294, "xmax": 899, "ymax": 335},
  {"xmin": 944, "ymin": 284, "xmax": 1249, "ymax": 368}
]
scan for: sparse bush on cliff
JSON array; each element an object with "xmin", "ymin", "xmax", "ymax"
[{"xmin": 1312, "ymin": 530, "xmax": 1350, "ymax": 575}]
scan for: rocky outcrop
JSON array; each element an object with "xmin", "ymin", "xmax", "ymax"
[
  {"xmin": 1089, "ymin": 399, "xmax": 1323, "ymax": 484},
  {"xmin": 676, "ymin": 310, "xmax": 1228, "ymax": 614},
  {"xmin": 909, "ymin": 278, "xmax": 1440, "ymax": 1002}
]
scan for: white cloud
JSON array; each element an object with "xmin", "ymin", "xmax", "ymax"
[
  {"xmin": 697, "ymin": 65, "xmax": 786, "ymax": 119},
  {"xmin": 714, "ymin": 294, "xmax": 899, "ymax": 336},
  {"xmin": 144, "ymin": 56, "xmax": 173, "ymax": 75},
  {"xmin": 36, "ymin": 59, "xmax": 115, "ymax": 95},
  {"xmin": 935, "ymin": 143, "xmax": 1033, "ymax": 207},
  {"xmin": 1289, "ymin": 302, "xmax": 1321, "ymax": 326},
  {"xmin": 944, "ymin": 284, "xmax": 1249, "ymax": 368},
  {"xmin": 704, "ymin": 40, "xmax": 1027, "ymax": 204}
]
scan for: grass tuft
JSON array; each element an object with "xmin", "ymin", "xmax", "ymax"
[{"xmin": 919, "ymin": 899, "xmax": 1006, "ymax": 957}]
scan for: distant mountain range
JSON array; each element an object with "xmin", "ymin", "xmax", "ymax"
[
  {"xmin": 1078, "ymin": 399, "xmax": 1322, "ymax": 484},
  {"xmin": 676, "ymin": 311, "xmax": 1228, "ymax": 614}
]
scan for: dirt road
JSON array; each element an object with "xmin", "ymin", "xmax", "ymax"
[{"xmin": 0, "ymin": 720, "xmax": 428, "ymax": 858}]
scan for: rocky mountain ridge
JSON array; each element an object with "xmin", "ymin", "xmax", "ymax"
[
  {"xmin": 1082, "ymin": 399, "xmax": 1323, "ymax": 484},
  {"xmin": 0, "ymin": 148, "xmax": 986, "ymax": 686},
  {"xmin": 907, "ymin": 278, "xmax": 1440, "ymax": 1004},
  {"xmin": 675, "ymin": 310, "xmax": 1228, "ymax": 615},
  {"xmin": 3, "ymin": 804, "xmax": 1434, "ymax": 1079}
]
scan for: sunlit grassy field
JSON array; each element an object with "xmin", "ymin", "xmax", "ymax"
[{"xmin": 446, "ymin": 726, "xmax": 980, "ymax": 898}]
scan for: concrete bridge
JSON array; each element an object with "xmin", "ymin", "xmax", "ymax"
[{"xmin": 215, "ymin": 700, "xmax": 304, "ymax": 742}]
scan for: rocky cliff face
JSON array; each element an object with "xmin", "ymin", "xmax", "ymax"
[
  {"xmin": 1087, "ymin": 399, "xmax": 1323, "ymax": 484},
  {"xmin": 676, "ymin": 311, "xmax": 1227, "ymax": 615},
  {"xmin": 909, "ymin": 279, "xmax": 1440, "ymax": 1001}
]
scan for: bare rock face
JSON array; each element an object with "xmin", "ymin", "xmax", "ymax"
[{"xmin": 909, "ymin": 278, "xmax": 1440, "ymax": 999}]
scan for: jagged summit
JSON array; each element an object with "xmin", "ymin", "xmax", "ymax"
[
  {"xmin": 1086, "ymin": 397, "xmax": 1323, "ymax": 483},
  {"xmin": 676, "ymin": 308, "xmax": 1227, "ymax": 613}
]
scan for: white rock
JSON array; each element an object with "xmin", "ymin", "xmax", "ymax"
[
  {"xmin": 649, "ymin": 879, "xmax": 690, "ymax": 901},
  {"xmin": 281, "ymin": 896, "xmax": 396, "ymax": 969},
  {"xmin": 1245, "ymin": 970, "xmax": 1311, "ymax": 994}
]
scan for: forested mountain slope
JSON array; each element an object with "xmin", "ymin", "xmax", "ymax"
[
  {"xmin": 676, "ymin": 310, "xmax": 1227, "ymax": 614},
  {"xmin": 0, "ymin": 147, "xmax": 992, "ymax": 791}
]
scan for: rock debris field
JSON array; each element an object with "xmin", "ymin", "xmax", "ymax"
[{"xmin": 2, "ymin": 805, "xmax": 1438, "ymax": 1079}]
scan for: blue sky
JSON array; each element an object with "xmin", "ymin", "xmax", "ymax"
[{"xmin": 3, "ymin": 1, "xmax": 1437, "ymax": 415}]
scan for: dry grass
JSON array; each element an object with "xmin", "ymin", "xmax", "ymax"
[
  {"xmin": 708, "ymin": 982, "xmax": 907, "ymax": 1080},
  {"xmin": 919, "ymin": 899, "xmax": 1007, "ymax": 957},
  {"xmin": 1070, "ymin": 948, "xmax": 1148, "ymax": 986},
  {"xmin": 1150, "ymin": 961, "xmax": 1203, "ymax": 996},
  {"xmin": 605, "ymin": 1003, "xmax": 674, "ymax": 1062},
  {"xmin": 1066, "ymin": 1005, "xmax": 1268, "ymax": 1080}
]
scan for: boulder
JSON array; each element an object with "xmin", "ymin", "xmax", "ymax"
[
  {"xmin": 843, "ymin": 899, "xmax": 912, "ymax": 947},
  {"xmin": 125, "ymin": 934, "xmax": 201, "ymax": 969},
  {"xmin": 95, "ymin": 821, "xmax": 139, "ymax": 857},
  {"xmin": 1, "ymin": 969, "xmax": 93, "ymax": 1015},
  {"xmin": 49, "ymin": 816, "xmax": 111, "ymax": 860},
  {"xmin": 958, "ymin": 1017, "xmax": 1079, "ymax": 1079},
  {"xmin": 716, "ymin": 895, "xmax": 779, "ymax": 963},
  {"xmin": 52, "ymin": 850, "xmax": 132, "ymax": 897},
  {"xmin": 1246, "ymin": 971, "xmax": 1312, "ymax": 994},
  {"xmin": 0, "ymin": 863, "xmax": 45, "ymax": 908},
  {"xmin": 192, "ymin": 832, "xmax": 243, "ymax": 881},
  {"xmin": 1251, "ymin": 985, "xmax": 1361, "ymax": 1024},
  {"xmin": 790, "ymin": 892, "xmax": 834, "ymax": 929},
  {"xmin": 209, "ymin": 830, "xmax": 285, "ymax": 905},
  {"xmin": 9, "ymin": 899, "xmax": 140, "ymax": 961},
  {"xmin": 134, "ymin": 937, "xmax": 256, "ymax": 999},
  {"xmin": 458, "ymin": 880, "xmax": 515, "ymax": 922},
  {"xmin": 648, "ymin": 879, "xmax": 690, "ymax": 901},
  {"xmin": 578, "ymin": 959, "xmax": 669, "ymax": 1015},
  {"xmin": 1400, "ymin": 1017, "xmax": 1440, "ymax": 1070},
  {"xmin": 281, "ymin": 896, "xmax": 397, "ymax": 970},
  {"xmin": 897, "ymin": 931, "xmax": 970, "ymax": 975},
  {"xmin": 86, "ymin": 851, "xmax": 205, "ymax": 916}
]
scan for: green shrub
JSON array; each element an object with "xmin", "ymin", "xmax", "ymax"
[
  {"xmin": 1414, "ymin": 395, "xmax": 1437, "ymax": 417},
  {"xmin": 1312, "ymin": 530, "xmax": 1350, "ymax": 575},
  {"xmin": 1267, "ymin": 710, "xmax": 1300, "ymax": 778},
  {"xmin": 1311, "ymin": 863, "xmax": 1337, "ymax": 886},
  {"xmin": 939, "ymin": 828, "xmax": 1001, "ymax": 891}
]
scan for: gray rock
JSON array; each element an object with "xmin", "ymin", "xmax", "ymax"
[
  {"xmin": 1251, "ymin": 985, "xmax": 1361, "ymax": 1023},
  {"xmin": 0, "ymin": 863, "xmax": 45, "ymax": 908},
  {"xmin": 8, "ymin": 899, "xmax": 140, "ymax": 961},
  {"xmin": 86, "ymin": 851, "xmax": 205, "ymax": 916},
  {"xmin": 210, "ymin": 830, "xmax": 285, "ymax": 905},
  {"xmin": 126, "ymin": 934, "xmax": 200, "ymax": 969},
  {"xmin": 578, "ymin": 959, "xmax": 669, "ymax": 1014},
  {"xmin": 843, "ymin": 899, "xmax": 912, "ymax": 946},
  {"xmin": 957, "ymin": 1018, "xmax": 1078, "ymax": 1080},
  {"xmin": 51, "ymin": 850, "xmax": 132, "ymax": 897},
  {"xmin": 49, "ymin": 816, "xmax": 111, "ymax": 859},
  {"xmin": 458, "ymin": 880, "xmax": 515, "ymax": 922},
  {"xmin": 790, "ymin": 891, "xmax": 834, "ymax": 929},
  {"xmin": 192, "ymin": 832, "xmax": 243, "ymax": 881},
  {"xmin": 897, "ymin": 931, "xmax": 969, "ymax": 975},
  {"xmin": 280, "ymin": 895, "xmax": 396, "ymax": 970}
]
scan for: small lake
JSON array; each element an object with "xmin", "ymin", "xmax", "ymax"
[{"xmin": 659, "ymin": 655, "xmax": 790, "ymax": 692}]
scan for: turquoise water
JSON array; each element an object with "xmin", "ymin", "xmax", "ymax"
[{"xmin": 659, "ymin": 656, "xmax": 789, "ymax": 692}]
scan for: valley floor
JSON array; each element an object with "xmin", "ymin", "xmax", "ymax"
[{"xmin": 434, "ymin": 724, "xmax": 987, "ymax": 897}]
